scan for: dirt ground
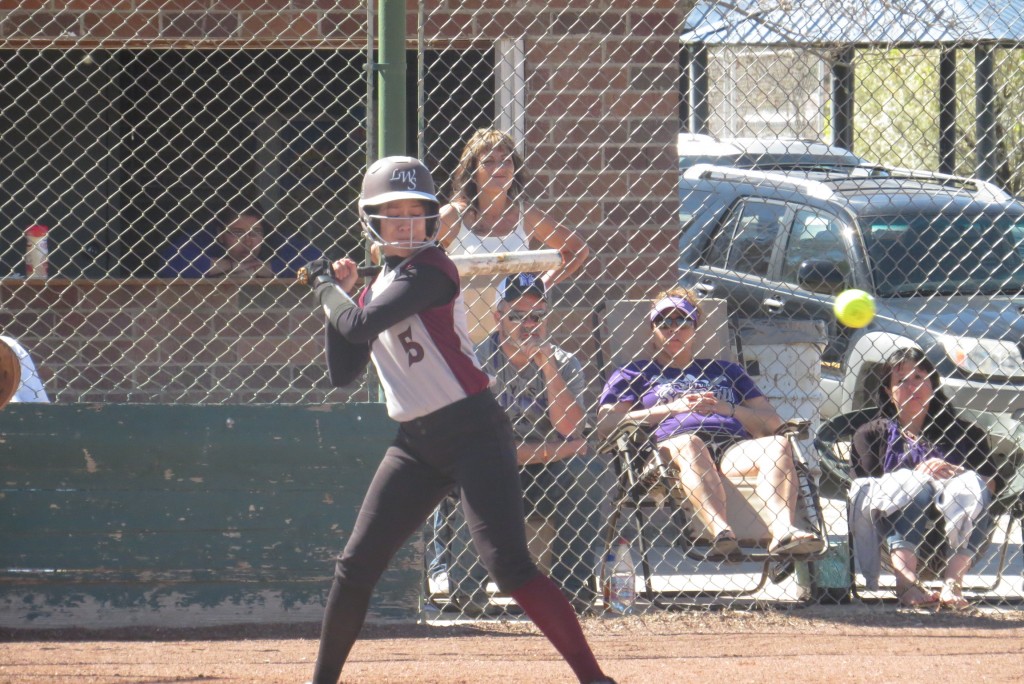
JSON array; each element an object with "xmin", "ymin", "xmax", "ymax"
[{"xmin": 3, "ymin": 604, "xmax": 1024, "ymax": 683}]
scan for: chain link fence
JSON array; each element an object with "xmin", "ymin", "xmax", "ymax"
[{"xmin": 1, "ymin": 1, "xmax": 1023, "ymax": 618}]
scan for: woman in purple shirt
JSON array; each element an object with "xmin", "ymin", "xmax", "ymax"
[
  {"xmin": 597, "ymin": 288, "xmax": 822, "ymax": 558},
  {"xmin": 851, "ymin": 347, "xmax": 998, "ymax": 609}
]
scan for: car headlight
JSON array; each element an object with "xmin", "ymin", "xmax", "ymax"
[{"xmin": 939, "ymin": 335, "xmax": 1024, "ymax": 378}]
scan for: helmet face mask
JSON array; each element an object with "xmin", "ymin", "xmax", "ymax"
[
  {"xmin": 359, "ymin": 156, "xmax": 440, "ymax": 251},
  {"xmin": 362, "ymin": 203, "xmax": 440, "ymax": 251}
]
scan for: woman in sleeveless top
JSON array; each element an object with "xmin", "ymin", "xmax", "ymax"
[
  {"xmin": 437, "ymin": 128, "xmax": 589, "ymax": 341},
  {"xmin": 437, "ymin": 128, "xmax": 589, "ymax": 287}
]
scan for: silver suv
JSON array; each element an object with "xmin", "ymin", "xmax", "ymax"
[{"xmin": 678, "ymin": 133, "xmax": 869, "ymax": 172}]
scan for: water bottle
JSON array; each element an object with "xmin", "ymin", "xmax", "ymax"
[
  {"xmin": 24, "ymin": 224, "xmax": 49, "ymax": 279},
  {"xmin": 603, "ymin": 537, "xmax": 637, "ymax": 615}
]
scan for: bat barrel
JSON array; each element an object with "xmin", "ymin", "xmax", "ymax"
[{"xmin": 450, "ymin": 248, "xmax": 562, "ymax": 277}]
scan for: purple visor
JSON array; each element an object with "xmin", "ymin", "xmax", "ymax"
[{"xmin": 649, "ymin": 296, "xmax": 700, "ymax": 326}]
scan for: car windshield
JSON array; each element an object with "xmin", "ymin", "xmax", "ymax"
[{"xmin": 864, "ymin": 212, "xmax": 1024, "ymax": 297}]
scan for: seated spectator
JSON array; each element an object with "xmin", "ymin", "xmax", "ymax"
[
  {"xmin": 0, "ymin": 334, "xmax": 50, "ymax": 403},
  {"xmin": 159, "ymin": 207, "xmax": 322, "ymax": 279},
  {"xmin": 596, "ymin": 287, "xmax": 822, "ymax": 558},
  {"xmin": 428, "ymin": 273, "xmax": 603, "ymax": 614},
  {"xmin": 849, "ymin": 347, "xmax": 999, "ymax": 609}
]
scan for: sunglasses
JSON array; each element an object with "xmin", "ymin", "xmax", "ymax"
[
  {"xmin": 505, "ymin": 310, "xmax": 545, "ymax": 324},
  {"xmin": 653, "ymin": 316, "xmax": 695, "ymax": 331}
]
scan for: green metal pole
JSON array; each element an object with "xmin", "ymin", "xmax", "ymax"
[
  {"xmin": 370, "ymin": 1, "xmax": 406, "ymax": 404},
  {"xmin": 377, "ymin": 0, "xmax": 407, "ymax": 157}
]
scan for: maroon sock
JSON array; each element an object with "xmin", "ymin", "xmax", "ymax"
[{"xmin": 510, "ymin": 573, "xmax": 605, "ymax": 683}]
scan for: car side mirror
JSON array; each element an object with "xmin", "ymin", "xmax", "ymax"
[{"xmin": 797, "ymin": 259, "xmax": 847, "ymax": 294}]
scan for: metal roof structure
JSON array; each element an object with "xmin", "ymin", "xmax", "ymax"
[
  {"xmin": 681, "ymin": 0, "xmax": 1024, "ymax": 47},
  {"xmin": 679, "ymin": 1, "xmax": 1022, "ymax": 182}
]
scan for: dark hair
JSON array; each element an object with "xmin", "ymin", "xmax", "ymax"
[
  {"xmin": 214, "ymin": 205, "xmax": 275, "ymax": 260},
  {"xmin": 451, "ymin": 128, "xmax": 527, "ymax": 213},
  {"xmin": 876, "ymin": 347, "xmax": 957, "ymax": 443},
  {"xmin": 217, "ymin": 206, "xmax": 271, "ymax": 233}
]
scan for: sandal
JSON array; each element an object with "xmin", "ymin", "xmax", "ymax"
[
  {"xmin": 897, "ymin": 582, "xmax": 940, "ymax": 609},
  {"xmin": 708, "ymin": 529, "xmax": 740, "ymax": 559},
  {"xmin": 939, "ymin": 578, "xmax": 970, "ymax": 611},
  {"xmin": 638, "ymin": 460, "xmax": 666, "ymax": 488},
  {"xmin": 768, "ymin": 528, "xmax": 824, "ymax": 556}
]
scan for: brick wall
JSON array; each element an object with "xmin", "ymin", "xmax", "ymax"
[
  {"xmin": 476, "ymin": 3, "xmax": 687, "ymax": 300},
  {"xmin": 1, "ymin": 278, "xmax": 366, "ymax": 404}
]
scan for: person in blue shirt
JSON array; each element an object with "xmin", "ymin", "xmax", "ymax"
[
  {"xmin": 597, "ymin": 287, "xmax": 822, "ymax": 558},
  {"xmin": 159, "ymin": 206, "xmax": 322, "ymax": 278}
]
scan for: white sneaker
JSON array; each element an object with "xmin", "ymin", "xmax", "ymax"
[{"xmin": 428, "ymin": 570, "xmax": 450, "ymax": 594}]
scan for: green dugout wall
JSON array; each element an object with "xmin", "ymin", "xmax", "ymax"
[{"xmin": 0, "ymin": 403, "xmax": 418, "ymax": 628}]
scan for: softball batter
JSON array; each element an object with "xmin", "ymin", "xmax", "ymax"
[{"xmin": 303, "ymin": 156, "xmax": 614, "ymax": 684}]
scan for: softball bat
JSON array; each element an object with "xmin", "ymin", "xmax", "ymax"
[{"xmin": 296, "ymin": 249, "xmax": 563, "ymax": 285}]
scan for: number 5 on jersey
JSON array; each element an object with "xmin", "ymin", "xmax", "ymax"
[{"xmin": 397, "ymin": 326, "xmax": 424, "ymax": 365}]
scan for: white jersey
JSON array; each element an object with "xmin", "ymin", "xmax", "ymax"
[{"xmin": 362, "ymin": 248, "xmax": 491, "ymax": 422}]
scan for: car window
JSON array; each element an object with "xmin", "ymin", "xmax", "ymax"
[
  {"xmin": 707, "ymin": 200, "xmax": 788, "ymax": 276},
  {"xmin": 1012, "ymin": 223, "xmax": 1024, "ymax": 260},
  {"xmin": 780, "ymin": 209, "xmax": 849, "ymax": 284},
  {"xmin": 705, "ymin": 205, "xmax": 737, "ymax": 268},
  {"xmin": 866, "ymin": 213, "xmax": 1024, "ymax": 296}
]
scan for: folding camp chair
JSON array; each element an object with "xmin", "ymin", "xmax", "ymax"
[
  {"xmin": 814, "ymin": 408, "xmax": 1024, "ymax": 603},
  {"xmin": 597, "ymin": 417, "xmax": 827, "ymax": 602},
  {"xmin": 593, "ymin": 298, "xmax": 829, "ymax": 603}
]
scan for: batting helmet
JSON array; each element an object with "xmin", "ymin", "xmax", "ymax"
[{"xmin": 359, "ymin": 156, "xmax": 440, "ymax": 249}]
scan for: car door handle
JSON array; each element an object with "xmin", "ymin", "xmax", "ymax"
[
  {"xmin": 763, "ymin": 297, "xmax": 784, "ymax": 312},
  {"xmin": 694, "ymin": 282, "xmax": 715, "ymax": 296}
]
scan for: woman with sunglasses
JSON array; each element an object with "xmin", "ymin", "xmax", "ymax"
[
  {"xmin": 597, "ymin": 287, "xmax": 822, "ymax": 558},
  {"xmin": 427, "ymin": 273, "xmax": 602, "ymax": 616}
]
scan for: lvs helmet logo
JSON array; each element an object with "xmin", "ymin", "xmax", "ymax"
[{"xmin": 390, "ymin": 168, "xmax": 418, "ymax": 189}]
